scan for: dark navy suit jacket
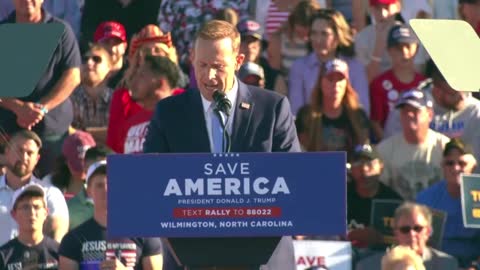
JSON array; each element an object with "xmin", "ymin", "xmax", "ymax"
[
  {"xmin": 143, "ymin": 81, "xmax": 300, "ymax": 269},
  {"xmin": 143, "ymin": 81, "xmax": 301, "ymax": 153}
]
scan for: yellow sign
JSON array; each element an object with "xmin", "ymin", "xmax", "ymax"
[{"xmin": 410, "ymin": 19, "xmax": 480, "ymax": 92}]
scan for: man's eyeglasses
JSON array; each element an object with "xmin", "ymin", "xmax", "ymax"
[
  {"xmin": 397, "ymin": 225, "xmax": 424, "ymax": 234},
  {"xmin": 444, "ymin": 160, "xmax": 468, "ymax": 167},
  {"xmin": 83, "ymin": 55, "xmax": 103, "ymax": 64}
]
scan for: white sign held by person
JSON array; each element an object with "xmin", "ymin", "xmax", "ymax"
[{"xmin": 293, "ymin": 240, "xmax": 352, "ymax": 270}]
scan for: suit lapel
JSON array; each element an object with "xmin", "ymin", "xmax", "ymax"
[
  {"xmin": 186, "ymin": 89, "xmax": 211, "ymax": 152},
  {"xmin": 231, "ymin": 82, "xmax": 254, "ymax": 152}
]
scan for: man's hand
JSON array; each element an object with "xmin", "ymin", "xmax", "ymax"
[
  {"xmin": 100, "ymin": 258, "xmax": 128, "ymax": 270},
  {"xmin": 347, "ymin": 227, "xmax": 383, "ymax": 247},
  {"xmin": 14, "ymin": 102, "xmax": 45, "ymax": 130}
]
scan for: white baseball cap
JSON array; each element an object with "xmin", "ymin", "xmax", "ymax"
[
  {"xmin": 86, "ymin": 160, "xmax": 107, "ymax": 185},
  {"xmin": 10, "ymin": 183, "xmax": 46, "ymax": 211}
]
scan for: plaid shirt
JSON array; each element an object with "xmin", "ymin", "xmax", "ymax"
[{"xmin": 70, "ymin": 85, "xmax": 113, "ymax": 130}]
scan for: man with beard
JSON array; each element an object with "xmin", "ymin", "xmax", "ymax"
[
  {"xmin": 0, "ymin": 130, "xmax": 69, "ymax": 246},
  {"xmin": 347, "ymin": 144, "xmax": 402, "ymax": 248},
  {"xmin": 427, "ymin": 60, "xmax": 480, "ymax": 173}
]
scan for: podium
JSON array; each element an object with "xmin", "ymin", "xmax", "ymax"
[{"xmin": 107, "ymin": 152, "xmax": 347, "ymax": 269}]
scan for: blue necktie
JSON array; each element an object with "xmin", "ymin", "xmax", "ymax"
[{"xmin": 211, "ymin": 107, "xmax": 224, "ymax": 153}]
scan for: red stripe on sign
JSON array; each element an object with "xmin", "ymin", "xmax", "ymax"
[{"xmin": 173, "ymin": 207, "xmax": 282, "ymax": 218}]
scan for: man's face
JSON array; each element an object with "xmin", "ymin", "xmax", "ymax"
[
  {"xmin": 370, "ymin": 3, "xmax": 400, "ymax": 23},
  {"xmin": 310, "ymin": 18, "xmax": 339, "ymax": 58},
  {"xmin": 82, "ymin": 50, "xmax": 111, "ymax": 86},
  {"xmin": 99, "ymin": 38, "xmax": 126, "ymax": 65},
  {"xmin": 192, "ymin": 37, "xmax": 245, "ymax": 101},
  {"xmin": 13, "ymin": 0, "xmax": 44, "ymax": 16},
  {"xmin": 130, "ymin": 62, "xmax": 158, "ymax": 103},
  {"xmin": 11, "ymin": 197, "xmax": 48, "ymax": 232},
  {"xmin": 87, "ymin": 174, "xmax": 107, "ymax": 211},
  {"xmin": 388, "ymin": 43, "xmax": 417, "ymax": 70},
  {"xmin": 351, "ymin": 158, "xmax": 383, "ymax": 190},
  {"xmin": 240, "ymin": 36, "xmax": 261, "ymax": 63},
  {"xmin": 443, "ymin": 149, "xmax": 476, "ymax": 188},
  {"xmin": 394, "ymin": 211, "xmax": 431, "ymax": 255},
  {"xmin": 399, "ymin": 105, "xmax": 432, "ymax": 134},
  {"xmin": 5, "ymin": 138, "xmax": 40, "ymax": 178},
  {"xmin": 432, "ymin": 80, "xmax": 465, "ymax": 110}
]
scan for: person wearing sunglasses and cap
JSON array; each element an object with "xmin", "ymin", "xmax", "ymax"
[
  {"xmin": 356, "ymin": 202, "xmax": 458, "ymax": 270},
  {"xmin": 0, "ymin": 184, "xmax": 59, "ymax": 270},
  {"xmin": 417, "ymin": 138, "xmax": 480, "ymax": 268},
  {"xmin": 70, "ymin": 45, "xmax": 114, "ymax": 145}
]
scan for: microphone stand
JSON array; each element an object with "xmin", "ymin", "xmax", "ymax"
[{"xmin": 213, "ymin": 90, "xmax": 232, "ymax": 153}]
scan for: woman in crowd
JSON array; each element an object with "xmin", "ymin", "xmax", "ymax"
[
  {"xmin": 289, "ymin": 8, "xmax": 369, "ymax": 116},
  {"xmin": 297, "ymin": 58, "xmax": 371, "ymax": 154}
]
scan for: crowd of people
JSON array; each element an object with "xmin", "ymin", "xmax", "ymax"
[{"xmin": 0, "ymin": 0, "xmax": 480, "ymax": 269}]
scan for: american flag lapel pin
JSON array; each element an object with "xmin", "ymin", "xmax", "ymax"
[{"xmin": 240, "ymin": 102, "xmax": 251, "ymax": 110}]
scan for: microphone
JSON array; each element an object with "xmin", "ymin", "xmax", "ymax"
[
  {"xmin": 212, "ymin": 90, "xmax": 232, "ymax": 116},
  {"xmin": 212, "ymin": 90, "xmax": 232, "ymax": 153}
]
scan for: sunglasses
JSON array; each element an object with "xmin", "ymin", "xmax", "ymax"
[
  {"xmin": 397, "ymin": 225, "xmax": 424, "ymax": 234},
  {"xmin": 444, "ymin": 160, "xmax": 467, "ymax": 167},
  {"xmin": 83, "ymin": 55, "xmax": 103, "ymax": 64}
]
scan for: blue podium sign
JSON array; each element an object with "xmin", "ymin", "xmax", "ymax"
[{"xmin": 107, "ymin": 152, "xmax": 347, "ymax": 238}]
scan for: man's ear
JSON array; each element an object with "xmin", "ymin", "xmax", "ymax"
[{"xmin": 235, "ymin": 53, "xmax": 245, "ymax": 71}]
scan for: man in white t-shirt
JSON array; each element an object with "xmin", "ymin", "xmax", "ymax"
[
  {"xmin": 377, "ymin": 89, "xmax": 450, "ymax": 200},
  {"xmin": 427, "ymin": 60, "xmax": 480, "ymax": 173},
  {"xmin": 0, "ymin": 130, "xmax": 69, "ymax": 246}
]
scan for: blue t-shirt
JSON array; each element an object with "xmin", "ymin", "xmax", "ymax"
[
  {"xmin": 417, "ymin": 181, "xmax": 480, "ymax": 267},
  {"xmin": 0, "ymin": 10, "xmax": 81, "ymax": 137}
]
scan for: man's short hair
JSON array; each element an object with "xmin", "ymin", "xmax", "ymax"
[
  {"xmin": 9, "ymin": 130, "xmax": 42, "ymax": 149},
  {"xmin": 86, "ymin": 160, "xmax": 107, "ymax": 186},
  {"xmin": 13, "ymin": 190, "xmax": 46, "ymax": 210},
  {"xmin": 143, "ymin": 55, "xmax": 180, "ymax": 88},
  {"xmin": 85, "ymin": 145, "xmax": 114, "ymax": 163},
  {"xmin": 393, "ymin": 202, "xmax": 432, "ymax": 227},
  {"xmin": 196, "ymin": 19, "xmax": 241, "ymax": 53}
]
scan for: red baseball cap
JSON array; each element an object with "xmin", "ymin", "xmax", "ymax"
[
  {"xmin": 369, "ymin": 0, "xmax": 398, "ymax": 6},
  {"xmin": 94, "ymin": 21, "xmax": 127, "ymax": 43},
  {"xmin": 62, "ymin": 131, "xmax": 96, "ymax": 173}
]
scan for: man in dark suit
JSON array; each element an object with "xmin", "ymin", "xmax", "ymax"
[
  {"xmin": 143, "ymin": 20, "xmax": 300, "ymax": 269},
  {"xmin": 143, "ymin": 20, "xmax": 300, "ymax": 154}
]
